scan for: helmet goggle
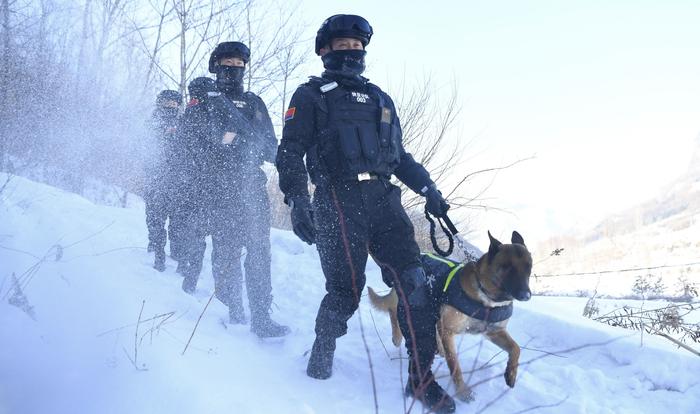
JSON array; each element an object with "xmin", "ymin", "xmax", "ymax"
[
  {"xmin": 316, "ymin": 14, "xmax": 373, "ymax": 55},
  {"xmin": 324, "ymin": 14, "xmax": 373, "ymax": 41}
]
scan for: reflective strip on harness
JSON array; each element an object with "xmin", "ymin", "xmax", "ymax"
[
  {"xmin": 425, "ymin": 252, "xmax": 457, "ymax": 268},
  {"xmin": 423, "ymin": 252, "xmax": 463, "ymax": 293},
  {"xmin": 443, "ymin": 263, "xmax": 465, "ymax": 293}
]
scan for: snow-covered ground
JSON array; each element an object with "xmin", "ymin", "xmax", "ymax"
[{"xmin": 1, "ymin": 174, "xmax": 699, "ymax": 414}]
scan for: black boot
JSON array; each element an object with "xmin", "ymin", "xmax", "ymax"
[
  {"xmin": 175, "ymin": 261, "xmax": 184, "ymax": 275},
  {"xmin": 147, "ymin": 242, "xmax": 155, "ymax": 253},
  {"xmin": 182, "ymin": 276, "xmax": 196, "ymax": 294},
  {"xmin": 181, "ymin": 265, "xmax": 198, "ymax": 294},
  {"xmin": 229, "ymin": 303, "xmax": 247, "ymax": 325},
  {"xmin": 250, "ymin": 312, "xmax": 290, "ymax": 338},
  {"xmin": 405, "ymin": 362, "xmax": 456, "ymax": 414},
  {"xmin": 306, "ymin": 336, "xmax": 336, "ymax": 379},
  {"xmin": 153, "ymin": 249, "xmax": 166, "ymax": 272}
]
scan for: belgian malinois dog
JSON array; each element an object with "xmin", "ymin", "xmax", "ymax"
[{"xmin": 368, "ymin": 231, "xmax": 532, "ymax": 401}]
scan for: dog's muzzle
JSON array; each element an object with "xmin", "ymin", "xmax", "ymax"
[{"xmin": 513, "ymin": 289, "xmax": 531, "ymax": 301}]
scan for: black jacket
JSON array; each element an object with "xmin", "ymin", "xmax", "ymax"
[
  {"xmin": 145, "ymin": 108, "xmax": 180, "ymax": 195},
  {"xmin": 177, "ymin": 88, "xmax": 277, "ymax": 200},
  {"xmin": 276, "ymin": 72, "xmax": 433, "ymax": 202}
]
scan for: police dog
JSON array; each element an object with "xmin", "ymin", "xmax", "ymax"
[{"xmin": 368, "ymin": 231, "xmax": 532, "ymax": 402}]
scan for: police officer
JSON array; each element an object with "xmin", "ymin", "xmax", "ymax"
[
  {"xmin": 169, "ymin": 80, "xmax": 210, "ymax": 282},
  {"xmin": 276, "ymin": 15, "xmax": 455, "ymax": 413},
  {"xmin": 179, "ymin": 42, "xmax": 289, "ymax": 338},
  {"xmin": 145, "ymin": 90, "xmax": 181, "ymax": 272}
]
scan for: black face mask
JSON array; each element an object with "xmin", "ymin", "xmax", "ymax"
[
  {"xmin": 158, "ymin": 107, "xmax": 179, "ymax": 119},
  {"xmin": 216, "ymin": 65, "xmax": 245, "ymax": 95},
  {"xmin": 321, "ymin": 49, "xmax": 366, "ymax": 76}
]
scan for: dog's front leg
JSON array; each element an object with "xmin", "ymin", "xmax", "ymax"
[
  {"xmin": 438, "ymin": 320, "xmax": 474, "ymax": 402},
  {"xmin": 485, "ymin": 329, "xmax": 520, "ymax": 388}
]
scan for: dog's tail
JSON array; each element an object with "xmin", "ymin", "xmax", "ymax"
[
  {"xmin": 367, "ymin": 286, "xmax": 397, "ymax": 313},
  {"xmin": 367, "ymin": 287, "xmax": 402, "ymax": 347}
]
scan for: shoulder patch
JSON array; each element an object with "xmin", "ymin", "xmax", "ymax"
[{"xmin": 284, "ymin": 107, "xmax": 296, "ymax": 122}]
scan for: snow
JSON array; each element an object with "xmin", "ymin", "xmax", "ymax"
[{"xmin": 1, "ymin": 174, "xmax": 699, "ymax": 414}]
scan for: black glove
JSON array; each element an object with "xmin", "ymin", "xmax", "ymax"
[
  {"xmin": 289, "ymin": 197, "xmax": 316, "ymax": 245},
  {"xmin": 187, "ymin": 77, "xmax": 218, "ymax": 101},
  {"xmin": 424, "ymin": 185, "xmax": 450, "ymax": 217}
]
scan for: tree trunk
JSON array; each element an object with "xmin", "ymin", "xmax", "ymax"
[
  {"xmin": 0, "ymin": 0, "xmax": 10, "ymax": 169},
  {"xmin": 179, "ymin": 3, "xmax": 187, "ymax": 100}
]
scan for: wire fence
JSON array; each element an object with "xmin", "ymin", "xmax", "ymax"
[{"xmin": 534, "ymin": 260, "xmax": 700, "ymax": 278}]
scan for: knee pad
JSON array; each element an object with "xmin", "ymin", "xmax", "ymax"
[{"xmin": 400, "ymin": 266, "xmax": 429, "ymax": 308}]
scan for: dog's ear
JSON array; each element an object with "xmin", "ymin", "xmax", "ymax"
[
  {"xmin": 487, "ymin": 231, "xmax": 502, "ymax": 263},
  {"xmin": 511, "ymin": 231, "xmax": 525, "ymax": 246}
]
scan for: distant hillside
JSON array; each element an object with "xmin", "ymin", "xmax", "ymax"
[{"xmin": 533, "ymin": 135, "xmax": 700, "ymax": 298}]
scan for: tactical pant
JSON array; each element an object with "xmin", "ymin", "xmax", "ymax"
[
  {"xmin": 209, "ymin": 172, "xmax": 273, "ymax": 318},
  {"xmin": 167, "ymin": 208, "xmax": 186, "ymax": 261},
  {"xmin": 177, "ymin": 184, "xmax": 208, "ymax": 279},
  {"xmin": 144, "ymin": 187, "xmax": 169, "ymax": 252},
  {"xmin": 312, "ymin": 179, "xmax": 438, "ymax": 378}
]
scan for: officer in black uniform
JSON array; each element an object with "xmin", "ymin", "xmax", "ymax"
[
  {"xmin": 276, "ymin": 15, "xmax": 455, "ymax": 413},
  {"xmin": 170, "ymin": 80, "xmax": 211, "ymax": 283},
  {"xmin": 145, "ymin": 90, "xmax": 181, "ymax": 272},
  {"xmin": 179, "ymin": 42, "xmax": 289, "ymax": 338}
]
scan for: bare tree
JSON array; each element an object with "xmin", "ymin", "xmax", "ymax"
[
  {"xmin": 392, "ymin": 76, "xmax": 462, "ymax": 210},
  {"xmin": 92, "ymin": 0, "xmax": 130, "ymax": 102},
  {"xmin": 390, "ymin": 76, "xmax": 532, "ymax": 252},
  {"xmin": 0, "ymin": 0, "xmax": 20, "ymax": 170},
  {"xmin": 166, "ymin": 0, "xmax": 242, "ymax": 97},
  {"xmin": 2, "ymin": 0, "xmax": 309, "ymax": 207},
  {"xmin": 128, "ymin": 0, "xmax": 175, "ymax": 93},
  {"xmin": 219, "ymin": 0, "xmax": 308, "ymax": 120},
  {"xmin": 272, "ymin": 23, "xmax": 307, "ymax": 122}
]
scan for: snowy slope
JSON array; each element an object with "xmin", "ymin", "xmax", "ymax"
[
  {"xmin": 533, "ymin": 156, "xmax": 700, "ymax": 298},
  {"xmin": 1, "ymin": 174, "xmax": 699, "ymax": 414}
]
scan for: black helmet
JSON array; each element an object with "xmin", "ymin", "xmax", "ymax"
[
  {"xmin": 156, "ymin": 89, "xmax": 182, "ymax": 105},
  {"xmin": 208, "ymin": 41, "xmax": 250, "ymax": 73},
  {"xmin": 315, "ymin": 14, "xmax": 373, "ymax": 55}
]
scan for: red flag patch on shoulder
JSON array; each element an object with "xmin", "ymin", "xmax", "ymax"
[
  {"xmin": 187, "ymin": 98, "xmax": 200, "ymax": 107},
  {"xmin": 284, "ymin": 107, "xmax": 296, "ymax": 122}
]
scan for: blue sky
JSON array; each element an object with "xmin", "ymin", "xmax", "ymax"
[{"xmin": 294, "ymin": 0, "xmax": 700, "ymax": 247}]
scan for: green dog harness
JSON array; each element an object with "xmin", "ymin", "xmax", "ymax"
[{"xmin": 420, "ymin": 253, "xmax": 513, "ymax": 322}]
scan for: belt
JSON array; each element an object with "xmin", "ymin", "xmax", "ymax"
[
  {"xmin": 357, "ymin": 172, "xmax": 381, "ymax": 181},
  {"xmin": 322, "ymin": 172, "xmax": 386, "ymax": 185}
]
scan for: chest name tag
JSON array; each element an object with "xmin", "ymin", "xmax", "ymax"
[
  {"xmin": 320, "ymin": 81, "xmax": 338, "ymax": 93},
  {"xmin": 231, "ymin": 100, "xmax": 247, "ymax": 108},
  {"xmin": 351, "ymin": 91, "xmax": 370, "ymax": 103}
]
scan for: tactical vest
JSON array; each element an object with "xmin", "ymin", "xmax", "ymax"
[
  {"xmin": 226, "ymin": 91, "xmax": 257, "ymax": 121},
  {"xmin": 307, "ymin": 77, "xmax": 401, "ymax": 184},
  {"xmin": 420, "ymin": 253, "xmax": 513, "ymax": 323}
]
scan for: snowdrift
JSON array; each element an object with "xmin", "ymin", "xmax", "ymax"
[{"xmin": 1, "ymin": 174, "xmax": 698, "ymax": 414}]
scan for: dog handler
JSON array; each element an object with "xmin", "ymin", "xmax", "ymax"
[{"xmin": 276, "ymin": 14, "xmax": 455, "ymax": 413}]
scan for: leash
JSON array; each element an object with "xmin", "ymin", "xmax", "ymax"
[
  {"xmin": 424, "ymin": 206, "xmax": 456, "ymax": 257},
  {"xmin": 424, "ymin": 206, "xmax": 476, "ymax": 260}
]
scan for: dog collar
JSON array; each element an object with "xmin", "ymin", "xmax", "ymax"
[
  {"xmin": 445, "ymin": 280, "xmax": 513, "ymax": 322},
  {"xmin": 475, "ymin": 266, "xmax": 512, "ymax": 304}
]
